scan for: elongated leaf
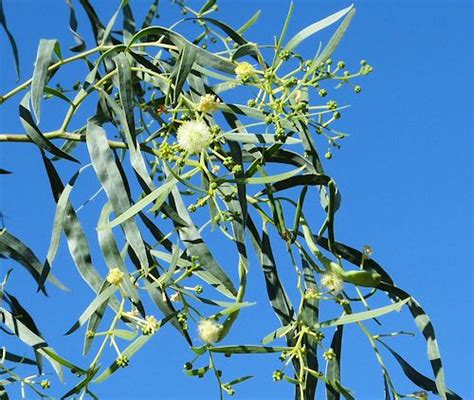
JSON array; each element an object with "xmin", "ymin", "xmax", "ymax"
[
  {"xmin": 0, "ymin": 0, "xmax": 19, "ymax": 79},
  {"xmin": 169, "ymin": 181, "xmax": 237, "ymax": 299},
  {"xmin": 301, "ymin": 256, "xmax": 319, "ymax": 399},
  {"xmin": 237, "ymin": 10, "xmax": 261, "ymax": 34},
  {"xmin": 31, "ymin": 39, "xmax": 56, "ymax": 122},
  {"xmin": 65, "ymin": 284, "xmax": 117, "ymax": 335},
  {"xmin": 326, "ymin": 325, "xmax": 344, "ymax": 400},
  {"xmin": 248, "ymin": 218, "xmax": 294, "ymax": 329},
  {"xmin": 224, "ymin": 133, "xmax": 301, "ymax": 145},
  {"xmin": 0, "ymin": 307, "xmax": 63, "ymax": 379},
  {"xmin": 314, "ymin": 298, "xmax": 409, "ymax": 330},
  {"xmin": 378, "ymin": 340, "xmax": 461, "ymax": 400},
  {"xmin": 65, "ymin": 0, "xmax": 86, "ymax": 52},
  {"xmin": 284, "ymin": 5, "xmax": 354, "ymax": 52},
  {"xmin": 239, "ymin": 165, "xmax": 305, "ymax": 185},
  {"xmin": 313, "ymin": 8, "xmax": 356, "ymax": 66},
  {"xmin": 19, "ymin": 94, "xmax": 79, "ymax": 163},
  {"xmin": 41, "ymin": 153, "xmax": 105, "ymax": 295},
  {"xmin": 261, "ymin": 323, "xmax": 294, "ymax": 345},
  {"xmin": 86, "ymin": 120, "xmax": 149, "ymax": 273},
  {"xmin": 172, "ymin": 44, "xmax": 197, "ymax": 102},
  {"xmin": 208, "ymin": 345, "xmax": 292, "ymax": 354},
  {"xmin": 127, "ymin": 26, "xmax": 236, "ymax": 74},
  {"xmin": 141, "ymin": 0, "xmax": 159, "ymax": 29},
  {"xmin": 0, "ymin": 229, "xmax": 65, "ymax": 292},
  {"xmin": 94, "ymin": 312, "xmax": 177, "ymax": 383}
]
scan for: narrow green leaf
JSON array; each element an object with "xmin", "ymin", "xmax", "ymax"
[
  {"xmin": 65, "ymin": 284, "xmax": 117, "ymax": 336},
  {"xmin": 377, "ymin": 340, "xmax": 461, "ymax": 400},
  {"xmin": 0, "ymin": 0, "xmax": 20, "ymax": 79},
  {"xmin": 284, "ymin": 5, "xmax": 353, "ymax": 52},
  {"xmin": 208, "ymin": 345, "xmax": 292, "ymax": 355},
  {"xmin": 86, "ymin": 120, "xmax": 149, "ymax": 273},
  {"xmin": 31, "ymin": 39, "xmax": 57, "ymax": 122},
  {"xmin": 0, "ymin": 229, "xmax": 65, "ymax": 292},
  {"xmin": 223, "ymin": 133, "xmax": 301, "ymax": 145},
  {"xmin": 19, "ymin": 94, "xmax": 79, "ymax": 163},
  {"xmin": 314, "ymin": 298, "xmax": 410, "ymax": 330}
]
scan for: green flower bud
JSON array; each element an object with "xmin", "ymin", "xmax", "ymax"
[
  {"xmin": 325, "ymin": 152, "xmax": 332, "ymax": 160},
  {"xmin": 318, "ymin": 89, "xmax": 327, "ymax": 97},
  {"xmin": 354, "ymin": 85, "xmax": 362, "ymax": 93}
]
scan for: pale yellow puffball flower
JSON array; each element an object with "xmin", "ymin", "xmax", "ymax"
[
  {"xmin": 198, "ymin": 319, "xmax": 222, "ymax": 344},
  {"xmin": 176, "ymin": 120, "xmax": 212, "ymax": 154},
  {"xmin": 196, "ymin": 94, "xmax": 220, "ymax": 114},
  {"xmin": 321, "ymin": 272, "xmax": 343, "ymax": 295},
  {"xmin": 142, "ymin": 315, "xmax": 160, "ymax": 335},
  {"xmin": 106, "ymin": 268, "xmax": 124, "ymax": 286},
  {"xmin": 235, "ymin": 62, "xmax": 256, "ymax": 79}
]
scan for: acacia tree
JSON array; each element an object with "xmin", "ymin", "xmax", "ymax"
[{"xmin": 0, "ymin": 1, "xmax": 462, "ymax": 399}]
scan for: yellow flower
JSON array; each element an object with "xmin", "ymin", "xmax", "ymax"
[
  {"xmin": 235, "ymin": 62, "xmax": 256, "ymax": 79},
  {"xmin": 321, "ymin": 272, "xmax": 343, "ymax": 294},
  {"xmin": 198, "ymin": 319, "xmax": 222, "ymax": 344},
  {"xmin": 40, "ymin": 379, "xmax": 50, "ymax": 389},
  {"xmin": 196, "ymin": 94, "xmax": 220, "ymax": 114},
  {"xmin": 177, "ymin": 120, "xmax": 212, "ymax": 154},
  {"xmin": 142, "ymin": 315, "xmax": 159, "ymax": 335},
  {"xmin": 106, "ymin": 268, "xmax": 124, "ymax": 286},
  {"xmin": 170, "ymin": 292, "xmax": 182, "ymax": 302},
  {"xmin": 323, "ymin": 348, "xmax": 336, "ymax": 361}
]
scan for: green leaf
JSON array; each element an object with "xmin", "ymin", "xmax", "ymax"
[
  {"xmin": 172, "ymin": 44, "xmax": 197, "ymax": 103},
  {"xmin": 0, "ymin": 229, "xmax": 65, "ymax": 292},
  {"xmin": 0, "ymin": 0, "xmax": 20, "ymax": 79},
  {"xmin": 41, "ymin": 153, "xmax": 105, "ymax": 295},
  {"xmin": 301, "ymin": 256, "xmax": 319, "ymax": 398},
  {"xmin": 65, "ymin": 284, "xmax": 117, "ymax": 336},
  {"xmin": 65, "ymin": 0, "xmax": 86, "ymax": 52},
  {"xmin": 141, "ymin": 0, "xmax": 159, "ymax": 29},
  {"xmin": 127, "ymin": 26, "xmax": 236, "ymax": 74},
  {"xmin": 208, "ymin": 345, "xmax": 292, "ymax": 355},
  {"xmin": 223, "ymin": 133, "xmax": 301, "ymax": 145},
  {"xmin": 261, "ymin": 323, "xmax": 294, "ymax": 345},
  {"xmin": 86, "ymin": 119, "xmax": 150, "ymax": 273},
  {"xmin": 284, "ymin": 5, "xmax": 354, "ymax": 52},
  {"xmin": 314, "ymin": 298, "xmax": 410, "ymax": 330},
  {"xmin": 31, "ymin": 39, "xmax": 57, "ymax": 122},
  {"xmin": 19, "ymin": 94, "xmax": 79, "ymax": 163},
  {"xmin": 313, "ymin": 8, "xmax": 356, "ymax": 66},
  {"xmin": 0, "ymin": 307, "xmax": 63, "ymax": 379},
  {"xmin": 238, "ymin": 165, "xmax": 305, "ymax": 185},
  {"xmin": 100, "ymin": 176, "xmax": 177, "ymax": 230},
  {"xmin": 94, "ymin": 335, "xmax": 153, "ymax": 383},
  {"xmin": 377, "ymin": 340, "xmax": 461, "ymax": 400},
  {"xmin": 169, "ymin": 181, "xmax": 237, "ymax": 299},
  {"xmin": 198, "ymin": 0, "xmax": 216, "ymax": 15},
  {"xmin": 237, "ymin": 10, "xmax": 261, "ymax": 34},
  {"xmin": 326, "ymin": 325, "xmax": 344, "ymax": 400}
]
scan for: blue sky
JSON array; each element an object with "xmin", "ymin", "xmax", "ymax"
[{"xmin": 0, "ymin": 0, "xmax": 472, "ymax": 399}]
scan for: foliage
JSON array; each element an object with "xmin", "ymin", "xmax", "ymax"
[{"xmin": 0, "ymin": 1, "xmax": 461, "ymax": 399}]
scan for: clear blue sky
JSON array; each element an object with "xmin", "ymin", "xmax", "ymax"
[{"xmin": 0, "ymin": 1, "xmax": 472, "ymax": 399}]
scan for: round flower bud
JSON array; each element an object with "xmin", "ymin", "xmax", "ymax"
[
  {"xmin": 177, "ymin": 120, "xmax": 212, "ymax": 154},
  {"xmin": 325, "ymin": 152, "xmax": 332, "ymax": 160}
]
